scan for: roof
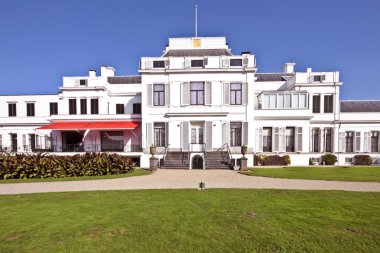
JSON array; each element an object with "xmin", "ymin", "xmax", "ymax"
[
  {"xmin": 340, "ymin": 101, "xmax": 380, "ymax": 112},
  {"xmin": 108, "ymin": 76, "xmax": 141, "ymax": 84},
  {"xmin": 162, "ymin": 49, "xmax": 232, "ymax": 57},
  {"xmin": 255, "ymin": 73, "xmax": 294, "ymax": 82}
]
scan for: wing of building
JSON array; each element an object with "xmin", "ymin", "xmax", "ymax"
[{"xmin": 1, "ymin": 36, "xmax": 379, "ymax": 168}]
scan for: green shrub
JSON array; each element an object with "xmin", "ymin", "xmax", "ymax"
[
  {"xmin": 353, "ymin": 155, "xmax": 372, "ymax": 165},
  {"xmin": 0, "ymin": 153, "xmax": 135, "ymax": 180},
  {"xmin": 254, "ymin": 154, "xmax": 290, "ymax": 166},
  {"xmin": 322, "ymin": 154, "xmax": 337, "ymax": 165}
]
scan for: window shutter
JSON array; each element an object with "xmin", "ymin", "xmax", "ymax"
[
  {"xmin": 242, "ymin": 82, "xmax": 248, "ymax": 105},
  {"xmin": 321, "ymin": 75, "xmax": 326, "ymax": 82},
  {"xmin": 242, "ymin": 57, "xmax": 249, "ymax": 67},
  {"xmin": 205, "ymin": 81, "xmax": 212, "ymax": 105},
  {"xmin": 36, "ymin": 135, "xmax": 40, "ymax": 147},
  {"xmin": 280, "ymin": 127, "xmax": 286, "ymax": 152},
  {"xmin": 147, "ymin": 84, "xmax": 153, "ymax": 106},
  {"xmin": 145, "ymin": 60, "xmax": 153, "ymax": 69},
  {"xmin": 22, "ymin": 134, "xmax": 26, "ymax": 149},
  {"xmin": 205, "ymin": 121, "xmax": 213, "ymax": 151},
  {"xmin": 256, "ymin": 127, "xmax": 263, "ymax": 152},
  {"xmin": 203, "ymin": 57, "xmax": 208, "ymax": 67},
  {"xmin": 184, "ymin": 58, "xmax": 191, "ymax": 68},
  {"xmin": 355, "ymin": 132, "xmax": 361, "ymax": 152},
  {"xmin": 181, "ymin": 82, "xmax": 189, "ymax": 106},
  {"xmin": 165, "ymin": 122, "xmax": 169, "ymax": 147},
  {"xmin": 339, "ymin": 132, "xmax": 345, "ymax": 152},
  {"xmin": 146, "ymin": 123, "xmax": 153, "ymax": 147},
  {"xmin": 296, "ymin": 127, "xmax": 303, "ymax": 152},
  {"xmin": 273, "ymin": 127, "xmax": 280, "ymax": 152},
  {"xmin": 223, "ymin": 82, "xmax": 230, "ymax": 105},
  {"xmin": 164, "ymin": 60, "xmax": 170, "ymax": 69},
  {"xmin": 242, "ymin": 122, "xmax": 249, "ymax": 146},
  {"xmin": 222, "ymin": 57, "xmax": 230, "ymax": 67},
  {"xmin": 225, "ymin": 122, "xmax": 230, "ymax": 145},
  {"xmin": 165, "ymin": 83, "xmax": 170, "ymax": 106},
  {"xmin": 182, "ymin": 122, "xmax": 189, "ymax": 151}
]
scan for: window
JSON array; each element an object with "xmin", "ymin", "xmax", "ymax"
[
  {"xmin": 79, "ymin": 79, "xmax": 87, "ymax": 86},
  {"xmin": 325, "ymin": 128, "xmax": 333, "ymax": 152},
  {"xmin": 371, "ymin": 131, "xmax": 379, "ymax": 152},
  {"xmin": 278, "ymin": 95, "xmax": 284, "ymax": 109},
  {"xmin": 154, "ymin": 123, "xmax": 166, "ymax": 147},
  {"xmin": 286, "ymin": 127, "xmax": 295, "ymax": 152},
  {"xmin": 312, "ymin": 128, "xmax": 320, "ymax": 152},
  {"xmin": 263, "ymin": 127, "xmax": 272, "ymax": 152},
  {"xmin": 91, "ymin": 98, "xmax": 99, "ymax": 114},
  {"xmin": 8, "ymin": 103, "xmax": 16, "ymax": 117},
  {"xmin": 345, "ymin": 131, "xmax": 354, "ymax": 152},
  {"xmin": 313, "ymin": 75, "xmax": 322, "ymax": 82},
  {"xmin": 230, "ymin": 83, "xmax": 242, "ymax": 105},
  {"xmin": 80, "ymin": 99, "xmax": 87, "ymax": 114},
  {"xmin": 101, "ymin": 131, "xmax": 124, "ymax": 152},
  {"xmin": 230, "ymin": 59, "xmax": 242, "ymax": 66},
  {"xmin": 313, "ymin": 95, "xmax": 320, "ymax": 113},
  {"xmin": 230, "ymin": 122, "xmax": 242, "ymax": 146},
  {"xmin": 191, "ymin": 59, "xmax": 203, "ymax": 67},
  {"xmin": 26, "ymin": 103, "xmax": 35, "ymax": 117},
  {"xmin": 261, "ymin": 93, "xmax": 307, "ymax": 109},
  {"xmin": 69, "ymin": 99, "xmax": 77, "ymax": 115},
  {"xmin": 190, "ymin": 82, "xmax": 204, "ymax": 105},
  {"xmin": 292, "ymin": 94, "xmax": 299, "ymax": 109},
  {"xmin": 299, "ymin": 94, "xmax": 307, "ymax": 108},
  {"xmin": 116, "ymin": 104, "xmax": 124, "ymax": 114},
  {"xmin": 270, "ymin": 94, "xmax": 276, "ymax": 108},
  {"xmin": 153, "ymin": 84, "xmax": 165, "ymax": 106},
  {"xmin": 133, "ymin": 103, "xmax": 141, "ymax": 114},
  {"xmin": 324, "ymin": 95, "xmax": 333, "ymax": 113},
  {"xmin": 50, "ymin": 102, "xmax": 58, "ymax": 115},
  {"xmin": 153, "ymin": 60, "xmax": 165, "ymax": 68}
]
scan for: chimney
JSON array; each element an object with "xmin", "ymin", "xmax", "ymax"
[
  {"xmin": 101, "ymin": 65, "xmax": 115, "ymax": 77},
  {"xmin": 89, "ymin": 69, "xmax": 96, "ymax": 77},
  {"xmin": 307, "ymin": 67, "xmax": 312, "ymax": 73},
  {"xmin": 283, "ymin": 63, "xmax": 295, "ymax": 73}
]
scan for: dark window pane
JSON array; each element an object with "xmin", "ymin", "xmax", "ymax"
[
  {"xmin": 79, "ymin": 79, "xmax": 87, "ymax": 85},
  {"xmin": 313, "ymin": 75, "xmax": 321, "ymax": 82},
  {"xmin": 91, "ymin": 99, "xmax": 99, "ymax": 114},
  {"xmin": 69, "ymin": 99, "xmax": 77, "ymax": 115},
  {"xmin": 27, "ymin": 103, "xmax": 35, "ymax": 117},
  {"xmin": 154, "ymin": 123, "xmax": 166, "ymax": 147},
  {"xmin": 324, "ymin": 95, "xmax": 333, "ymax": 113},
  {"xmin": 313, "ymin": 95, "xmax": 320, "ymax": 113},
  {"xmin": 191, "ymin": 60, "xmax": 203, "ymax": 67},
  {"xmin": 153, "ymin": 61, "xmax": 165, "ymax": 68},
  {"xmin": 8, "ymin": 103, "xmax": 17, "ymax": 117},
  {"xmin": 133, "ymin": 103, "xmax": 141, "ymax": 114},
  {"xmin": 230, "ymin": 59, "xmax": 242, "ymax": 66},
  {"xmin": 80, "ymin": 99, "xmax": 87, "ymax": 114},
  {"xmin": 230, "ymin": 122, "xmax": 242, "ymax": 146},
  {"xmin": 116, "ymin": 104, "xmax": 124, "ymax": 114}
]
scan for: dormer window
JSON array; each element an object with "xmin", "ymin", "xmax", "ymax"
[
  {"xmin": 312, "ymin": 75, "xmax": 325, "ymax": 82},
  {"xmin": 230, "ymin": 59, "xmax": 242, "ymax": 66},
  {"xmin": 79, "ymin": 79, "xmax": 87, "ymax": 86},
  {"xmin": 191, "ymin": 59, "xmax": 204, "ymax": 67},
  {"xmin": 153, "ymin": 60, "xmax": 165, "ymax": 68}
]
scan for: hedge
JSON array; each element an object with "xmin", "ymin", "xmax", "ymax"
[
  {"xmin": 353, "ymin": 155, "xmax": 372, "ymax": 165},
  {"xmin": 321, "ymin": 154, "xmax": 338, "ymax": 165},
  {"xmin": 0, "ymin": 153, "xmax": 135, "ymax": 180},
  {"xmin": 254, "ymin": 154, "xmax": 291, "ymax": 166}
]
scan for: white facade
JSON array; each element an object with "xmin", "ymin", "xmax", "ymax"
[{"xmin": 1, "ymin": 36, "xmax": 380, "ymax": 168}]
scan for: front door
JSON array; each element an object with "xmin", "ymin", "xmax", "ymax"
[
  {"xmin": 191, "ymin": 123, "xmax": 204, "ymax": 152},
  {"xmin": 192, "ymin": 155, "xmax": 204, "ymax": 169}
]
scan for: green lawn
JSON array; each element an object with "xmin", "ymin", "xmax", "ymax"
[
  {"xmin": 0, "ymin": 169, "xmax": 151, "ymax": 184},
  {"xmin": 0, "ymin": 189, "xmax": 379, "ymax": 252},
  {"xmin": 242, "ymin": 166, "xmax": 380, "ymax": 182}
]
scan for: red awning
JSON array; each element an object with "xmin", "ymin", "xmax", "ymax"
[{"xmin": 38, "ymin": 121, "xmax": 139, "ymax": 130}]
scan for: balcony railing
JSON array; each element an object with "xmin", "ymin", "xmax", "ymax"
[{"xmin": 0, "ymin": 144, "xmax": 143, "ymax": 153}]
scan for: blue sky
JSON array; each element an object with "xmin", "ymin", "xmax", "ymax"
[{"xmin": 0, "ymin": 0, "xmax": 379, "ymax": 99}]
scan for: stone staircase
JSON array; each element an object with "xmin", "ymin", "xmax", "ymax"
[
  {"xmin": 160, "ymin": 151, "xmax": 189, "ymax": 169},
  {"xmin": 205, "ymin": 151, "xmax": 233, "ymax": 170}
]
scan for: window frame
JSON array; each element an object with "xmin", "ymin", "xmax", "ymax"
[
  {"xmin": 345, "ymin": 131, "xmax": 354, "ymax": 153},
  {"xmin": 230, "ymin": 83, "xmax": 242, "ymax": 105},
  {"xmin": 153, "ymin": 122, "xmax": 166, "ymax": 147},
  {"xmin": 153, "ymin": 60, "xmax": 165, "ymax": 69},
  {"xmin": 286, "ymin": 127, "xmax": 295, "ymax": 152},
  {"xmin": 133, "ymin": 103, "xmax": 141, "ymax": 114},
  {"xmin": 263, "ymin": 127, "xmax": 272, "ymax": 152},
  {"xmin": 80, "ymin": 99, "xmax": 87, "ymax": 115},
  {"xmin": 371, "ymin": 131, "xmax": 379, "ymax": 152},
  {"xmin": 90, "ymin": 98, "xmax": 99, "ymax": 114},
  {"xmin": 153, "ymin": 84, "xmax": 165, "ymax": 106},
  {"xmin": 69, "ymin": 99, "xmax": 77, "ymax": 115},
  {"xmin": 230, "ymin": 122, "xmax": 242, "ymax": 147},
  {"xmin": 324, "ymin": 95, "xmax": 333, "ymax": 113},
  {"xmin": 312, "ymin": 95, "xmax": 321, "ymax": 113},
  {"xmin": 26, "ymin": 103, "xmax": 35, "ymax": 117},
  {"xmin": 190, "ymin": 82, "xmax": 205, "ymax": 105},
  {"xmin": 191, "ymin": 59, "xmax": 204, "ymax": 68},
  {"xmin": 49, "ymin": 102, "xmax": 58, "ymax": 115},
  {"xmin": 8, "ymin": 103, "xmax": 17, "ymax": 117},
  {"xmin": 229, "ymin": 59, "xmax": 243, "ymax": 67}
]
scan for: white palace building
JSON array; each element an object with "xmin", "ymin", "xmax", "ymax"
[{"xmin": 1, "ymin": 36, "xmax": 380, "ymax": 169}]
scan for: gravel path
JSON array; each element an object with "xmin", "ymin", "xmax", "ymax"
[{"xmin": 1, "ymin": 169, "xmax": 380, "ymax": 195}]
